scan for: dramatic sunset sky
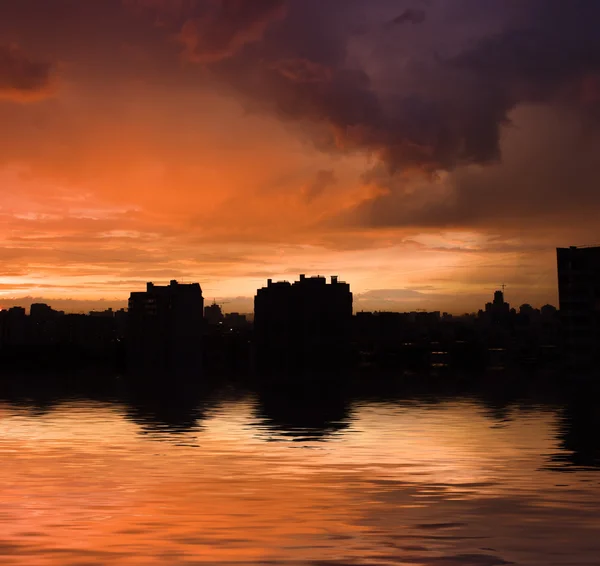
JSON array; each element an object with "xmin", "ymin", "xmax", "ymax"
[{"xmin": 1, "ymin": 0, "xmax": 599, "ymax": 313}]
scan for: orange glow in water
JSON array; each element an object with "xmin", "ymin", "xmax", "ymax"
[{"xmin": 0, "ymin": 394, "xmax": 599, "ymax": 565}]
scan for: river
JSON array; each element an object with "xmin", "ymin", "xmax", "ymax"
[{"xmin": 1, "ymin": 381, "xmax": 599, "ymax": 565}]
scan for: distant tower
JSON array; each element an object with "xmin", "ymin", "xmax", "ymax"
[
  {"xmin": 483, "ymin": 288, "xmax": 510, "ymax": 325},
  {"xmin": 204, "ymin": 301, "xmax": 224, "ymax": 326}
]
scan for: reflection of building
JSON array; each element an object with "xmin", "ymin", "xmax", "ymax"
[
  {"xmin": 254, "ymin": 387, "xmax": 352, "ymax": 440},
  {"xmin": 254, "ymin": 275, "xmax": 353, "ymax": 376},
  {"xmin": 128, "ymin": 280, "xmax": 204, "ymax": 376},
  {"xmin": 557, "ymin": 246, "xmax": 600, "ymax": 371},
  {"xmin": 554, "ymin": 397, "xmax": 600, "ymax": 468},
  {"xmin": 124, "ymin": 388, "xmax": 213, "ymax": 435}
]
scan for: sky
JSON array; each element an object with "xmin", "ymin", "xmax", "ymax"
[{"xmin": 1, "ymin": 0, "xmax": 600, "ymax": 313}]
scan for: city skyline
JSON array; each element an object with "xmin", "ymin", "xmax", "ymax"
[
  {"xmin": 0, "ymin": 275, "xmax": 558, "ymax": 316},
  {"xmin": 2, "ymin": 4, "xmax": 600, "ymax": 565},
  {"xmin": 1, "ymin": 1, "xmax": 599, "ymax": 312}
]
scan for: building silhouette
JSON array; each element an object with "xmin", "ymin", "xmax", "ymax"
[
  {"xmin": 477, "ymin": 289, "xmax": 514, "ymax": 356},
  {"xmin": 0, "ymin": 307, "xmax": 27, "ymax": 347},
  {"xmin": 484, "ymin": 290, "xmax": 511, "ymax": 323},
  {"xmin": 127, "ymin": 280, "xmax": 204, "ymax": 377},
  {"xmin": 254, "ymin": 275, "xmax": 353, "ymax": 376},
  {"xmin": 254, "ymin": 387, "xmax": 353, "ymax": 440},
  {"xmin": 223, "ymin": 312, "xmax": 249, "ymax": 330},
  {"xmin": 204, "ymin": 301, "xmax": 224, "ymax": 326},
  {"xmin": 0, "ymin": 265, "xmax": 566, "ymax": 378},
  {"xmin": 557, "ymin": 246, "xmax": 600, "ymax": 371},
  {"xmin": 29, "ymin": 303, "xmax": 64, "ymax": 346},
  {"xmin": 0, "ymin": 304, "xmax": 120, "ymax": 370}
]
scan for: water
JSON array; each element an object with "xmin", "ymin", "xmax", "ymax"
[{"xmin": 1, "ymin": 382, "xmax": 600, "ymax": 565}]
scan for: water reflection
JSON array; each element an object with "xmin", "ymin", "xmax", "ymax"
[
  {"xmin": 552, "ymin": 396, "xmax": 600, "ymax": 469},
  {"xmin": 253, "ymin": 386, "xmax": 353, "ymax": 441},
  {"xmin": 1, "ymin": 381, "xmax": 600, "ymax": 565},
  {"xmin": 123, "ymin": 388, "xmax": 215, "ymax": 436}
]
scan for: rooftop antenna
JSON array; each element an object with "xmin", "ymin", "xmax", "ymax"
[{"xmin": 486, "ymin": 285, "xmax": 507, "ymax": 293}]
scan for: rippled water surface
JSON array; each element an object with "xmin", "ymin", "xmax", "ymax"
[{"xmin": 1, "ymin": 384, "xmax": 600, "ymax": 565}]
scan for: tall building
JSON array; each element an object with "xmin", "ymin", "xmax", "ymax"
[
  {"xmin": 127, "ymin": 280, "xmax": 204, "ymax": 377},
  {"xmin": 30, "ymin": 303, "xmax": 63, "ymax": 319},
  {"xmin": 0, "ymin": 307, "xmax": 27, "ymax": 347},
  {"xmin": 485, "ymin": 290, "xmax": 510, "ymax": 320},
  {"xmin": 557, "ymin": 246, "xmax": 600, "ymax": 371},
  {"xmin": 254, "ymin": 275, "xmax": 353, "ymax": 376},
  {"xmin": 29, "ymin": 303, "xmax": 64, "ymax": 345},
  {"xmin": 204, "ymin": 301, "xmax": 224, "ymax": 326}
]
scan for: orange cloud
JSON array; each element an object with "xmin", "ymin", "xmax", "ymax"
[{"xmin": 0, "ymin": 1, "xmax": 587, "ymax": 311}]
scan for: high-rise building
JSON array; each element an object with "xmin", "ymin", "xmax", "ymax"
[
  {"xmin": 557, "ymin": 246, "xmax": 600, "ymax": 371},
  {"xmin": 0, "ymin": 307, "xmax": 27, "ymax": 347},
  {"xmin": 30, "ymin": 303, "xmax": 63, "ymax": 319},
  {"xmin": 29, "ymin": 303, "xmax": 64, "ymax": 345},
  {"xmin": 484, "ymin": 290, "xmax": 510, "ymax": 321},
  {"xmin": 254, "ymin": 275, "xmax": 353, "ymax": 376},
  {"xmin": 127, "ymin": 280, "xmax": 204, "ymax": 376},
  {"xmin": 204, "ymin": 301, "xmax": 224, "ymax": 326}
]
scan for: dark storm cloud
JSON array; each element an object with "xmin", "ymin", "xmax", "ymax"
[
  {"xmin": 2, "ymin": 0, "xmax": 600, "ymax": 171},
  {"xmin": 0, "ymin": 44, "xmax": 54, "ymax": 101},
  {"xmin": 187, "ymin": 0, "xmax": 600, "ymax": 176},
  {"xmin": 2, "ymin": 0, "xmax": 600, "ymax": 234},
  {"xmin": 345, "ymin": 103, "xmax": 600, "ymax": 231},
  {"xmin": 450, "ymin": 18, "xmax": 600, "ymax": 105},
  {"xmin": 391, "ymin": 9, "xmax": 426, "ymax": 26},
  {"xmin": 157, "ymin": 0, "xmax": 599, "ymax": 235}
]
